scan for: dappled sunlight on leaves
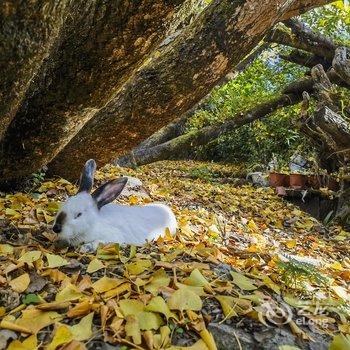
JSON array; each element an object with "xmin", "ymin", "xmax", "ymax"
[{"xmin": 0, "ymin": 161, "xmax": 349, "ymax": 348}]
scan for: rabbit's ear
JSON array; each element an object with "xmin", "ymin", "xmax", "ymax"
[
  {"xmin": 92, "ymin": 177, "xmax": 128, "ymax": 209},
  {"xmin": 78, "ymin": 159, "xmax": 96, "ymax": 193}
]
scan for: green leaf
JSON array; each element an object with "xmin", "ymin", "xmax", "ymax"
[
  {"xmin": 23, "ymin": 294, "xmax": 43, "ymax": 305},
  {"xmin": 230, "ymin": 271, "xmax": 257, "ymax": 291},
  {"xmin": 329, "ymin": 334, "xmax": 350, "ymax": 350}
]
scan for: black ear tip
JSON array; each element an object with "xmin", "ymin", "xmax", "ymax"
[
  {"xmin": 86, "ymin": 159, "xmax": 96, "ymax": 168},
  {"xmin": 119, "ymin": 177, "xmax": 128, "ymax": 185},
  {"xmin": 84, "ymin": 159, "xmax": 97, "ymax": 173}
]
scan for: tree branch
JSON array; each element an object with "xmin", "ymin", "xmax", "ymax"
[
  {"xmin": 333, "ymin": 47, "xmax": 350, "ymax": 85},
  {"xmin": 280, "ymin": 49, "xmax": 331, "ymax": 69},
  {"xmin": 266, "ymin": 25, "xmax": 335, "ymax": 60}
]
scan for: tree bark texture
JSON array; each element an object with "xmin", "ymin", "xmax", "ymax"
[
  {"xmin": 48, "ymin": 0, "xmax": 331, "ymax": 181},
  {"xmin": 0, "ymin": 0, "xmax": 187, "ymax": 187},
  {"xmin": 0, "ymin": 0, "xmax": 332, "ymax": 186}
]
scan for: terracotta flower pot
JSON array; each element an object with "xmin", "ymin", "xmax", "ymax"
[
  {"xmin": 289, "ymin": 173, "xmax": 307, "ymax": 189},
  {"xmin": 328, "ymin": 177, "xmax": 340, "ymax": 191},
  {"xmin": 307, "ymin": 175, "xmax": 321, "ymax": 189},
  {"xmin": 269, "ymin": 172, "xmax": 288, "ymax": 188}
]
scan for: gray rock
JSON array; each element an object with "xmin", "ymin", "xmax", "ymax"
[
  {"xmin": 121, "ymin": 176, "xmax": 150, "ymax": 198},
  {"xmin": 208, "ymin": 322, "xmax": 330, "ymax": 350},
  {"xmin": 246, "ymin": 172, "xmax": 269, "ymax": 187},
  {"xmin": 208, "ymin": 324, "xmax": 255, "ymax": 350},
  {"xmin": 0, "ymin": 330, "xmax": 17, "ymax": 350}
]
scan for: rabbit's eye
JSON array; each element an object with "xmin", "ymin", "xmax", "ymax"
[{"xmin": 75, "ymin": 212, "xmax": 82, "ymax": 219}]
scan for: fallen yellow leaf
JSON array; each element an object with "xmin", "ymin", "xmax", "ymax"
[
  {"xmin": 168, "ymin": 287, "xmax": 202, "ymax": 311},
  {"xmin": 47, "ymin": 324, "xmax": 73, "ymax": 350},
  {"xmin": 92, "ymin": 276, "xmax": 124, "ymax": 294},
  {"xmin": 230, "ymin": 271, "xmax": 257, "ymax": 291},
  {"xmin": 56, "ymin": 283, "xmax": 83, "ymax": 302},
  {"xmin": 46, "ymin": 253, "xmax": 69, "ymax": 268},
  {"xmin": 71, "ymin": 312, "xmax": 94, "ymax": 341},
  {"xmin": 86, "ymin": 258, "xmax": 105, "ymax": 273},
  {"xmin": 9, "ymin": 273, "xmax": 30, "ymax": 293},
  {"xmin": 125, "ymin": 315, "xmax": 141, "ymax": 345},
  {"xmin": 7, "ymin": 334, "xmax": 37, "ymax": 350},
  {"xmin": 18, "ymin": 251, "xmax": 42, "ymax": 264},
  {"xmin": 125, "ymin": 259, "xmax": 152, "ymax": 275}
]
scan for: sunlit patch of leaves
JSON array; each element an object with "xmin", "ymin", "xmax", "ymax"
[{"xmin": 0, "ymin": 160, "xmax": 349, "ymax": 349}]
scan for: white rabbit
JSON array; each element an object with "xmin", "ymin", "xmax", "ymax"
[{"xmin": 53, "ymin": 159, "xmax": 177, "ymax": 251}]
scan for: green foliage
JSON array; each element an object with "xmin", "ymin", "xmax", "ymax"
[
  {"xmin": 187, "ymin": 52, "xmax": 306, "ymax": 131},
  {"xmin": 185, "ymin": 4, "xmax": 348, "ymax": 168},
  {"xmin": 302, "ymin": 1, "xmax": 350, "ymax": 46},
  {"xmin": 277, "ymin": 258, "xmax": 329, "ymax": 290},
  {"xmin": 199, "ymin": 106, "xmax": 309, "ymax": 168},
  {"xmin": 187, "ymin": 51, "xmax": 310, "ymax": 167}
]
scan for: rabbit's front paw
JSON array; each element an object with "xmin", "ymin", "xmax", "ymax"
[{"xmin": 80, "ymin": 241, "xmax": 98, "ymax": 253}]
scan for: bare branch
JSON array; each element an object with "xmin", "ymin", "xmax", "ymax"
[{"xmin": 333, "ymin": 47, "xmax": 350, "ymax": 85}]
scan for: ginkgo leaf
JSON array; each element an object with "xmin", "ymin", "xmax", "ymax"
[
  {"xmin": 262, "ymin": 275, "xmax": 281, "ymax": 294},
  {"xmin": 174, "ymin": 283, "xmax": 206, "ymax": 296},
  {"xmin": 119, "ymin": 299, "xmax": 144, "ymax": 317},
  {"xmin": 92, "ymin": 276, "xmax": 124, "ymax": 293},
  {"xmin": 7, "ymin": 335, "xmax": 38, "ymax": 350},
  {"xmin": 9, "ymin": 273, "xmax": 30, "ymax": 293},
  {"xmin": 0, "ymin": 244, "xmax": 14, "ymax": 256},
  {"xmin": 71, "ymin": 312, "xmax": 94, "ymax": 341},
  {"xmin": 168, "ymin": 288, "xmax": 202, "ymax": 311},
  {"xmin": 45, "ymin": 253, "xmax": 69, "ymax": 268},
  {"xmin": 86, "ymin": 258, "xmax": 105, "ymax": 273},
  {"xmin": 125, "ymin": 315, "xmax": 141, "ymax": 345},
  {"xmin": 184, "ymin": 269, "xmax": 210, "ymax": 289},
  {"xmin": 230, "ymin": 271, "xmax": 257, "ymax": 291},
  {"xmin": 200, "ymin": 329, "xmax": 217, "ymax": 350},
  {"xmin": 125, "ymin": 259, "xmax": 152, "ymax": 275},
  {"xmin": 285, "ymin": 240, "xmax": 297, "ymax": 249},
  {"xmin": 56, "ymin": 283, "xmax": 83, "ymax": 302},
  {"xmin": 328, "ymin": 262, "xmax": 343, "ymax": 271},
  {"xmin": 15, "ymin": 309, "xmax": 62, "ymax": 334},
  {"xmin": 47, "ymin": 325, "xmax": 73, "ymax": 350},
  {"xmin": 18, "ymin": 250, "xmax": 42, "ymax": 264},
  {"xmin": 67, "ymin": 299, "xmax": 93, "ymax": 318},
  {"xmin": 138, "ymin": 311, "xmax": 164, "ymax": 330},
  {"xmin": 329, "ymin": 334, "xmax": 350, "ymax": 350},
  {"xmin": 145, "ymin": 269, "xmax": 171, "ymax": 295},
  {"xmin": 145, "ymin": 296, "xmax": 177, "ymax": 320},
  {"xmin": 215, "ymin": 296, "xmax": 237, "ymax": 318},
  {"xmin": 103, "ymin": 282, "xmax": 131, "ymax": 299}
]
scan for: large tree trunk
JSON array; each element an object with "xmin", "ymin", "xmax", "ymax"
[
  {"xmin": 0, "ymin": 0, "xmax": 188, "ymax": 187},
  {"xmin": 0, "ymin": 0, "xmax": 331, "ymax": 187},
  {"xmin": 135, "ymin": 41, "xmax": 270, "ymax": 150},
  {"xmin": 48, "ymin": 0, "xmax": 330, "ymax": 181}
]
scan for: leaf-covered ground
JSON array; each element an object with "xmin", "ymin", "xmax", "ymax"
[{"xmin": 0, "ymin": 161, "xmax": 349, "ymax": 350}]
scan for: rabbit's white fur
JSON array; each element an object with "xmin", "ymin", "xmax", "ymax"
[
  {"xmin": 58, "ymin": 192, "xmax": 177, "ymax": 248},
  {"xmin": 53, "ymin": 160, "xmax": 177, "ymax": 250}
]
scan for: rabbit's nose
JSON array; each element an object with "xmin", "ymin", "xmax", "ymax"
[{"xmin": 53, "ymin": 224, "xmax": 62, "ymax": 233}]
